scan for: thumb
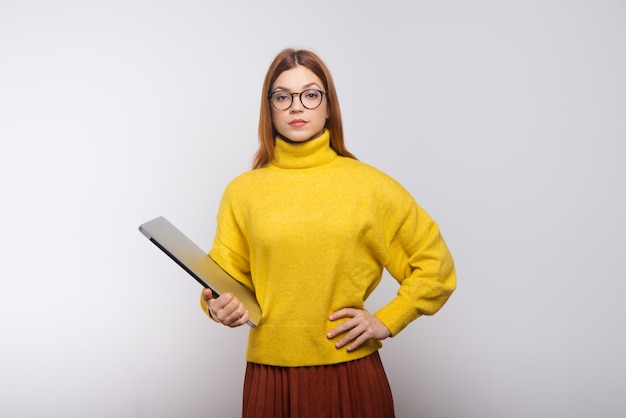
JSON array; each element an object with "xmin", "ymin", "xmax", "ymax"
[{"xmin": 202, "ymin": 288, "xmax": 214, "ymax": 301}]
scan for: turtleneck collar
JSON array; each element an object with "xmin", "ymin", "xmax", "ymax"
[{"xmin": 272, "ymin": 129, "xmax": 337, "ymax": 169}]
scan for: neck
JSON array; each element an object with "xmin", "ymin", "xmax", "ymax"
[{"xmin": 272, "ymin": 129, "xmax": 337, "ymax": 169}]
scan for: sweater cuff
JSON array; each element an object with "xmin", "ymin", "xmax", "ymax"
[{"xmin": 375, "ymin": 297, "xmax": 422, "ymax": 337}]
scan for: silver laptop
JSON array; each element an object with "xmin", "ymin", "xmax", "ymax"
[{"xmin": 139, "ymin": 216, "xmax": 261, "ymax": 327}]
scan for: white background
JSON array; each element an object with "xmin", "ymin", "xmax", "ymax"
[{"xmin": 1, "ymin": 1, "xmax": 625, "ymax": 417}]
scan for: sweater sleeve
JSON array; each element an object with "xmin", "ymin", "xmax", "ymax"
[
  {"xmin": 200, "ymin": 181, "xmax": 255, "ymax": 318},
  {"xmin": 204, "ymin": 180, "xmax": 254, "ymax": 290},
  {"xmin": 374, "ymin": 196, "xmax": 456, "ymax": 336}
]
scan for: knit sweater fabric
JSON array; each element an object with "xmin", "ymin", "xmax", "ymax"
[{"xmin": 204, "ymin": 129, "xmax": 456, "ymax": 367}]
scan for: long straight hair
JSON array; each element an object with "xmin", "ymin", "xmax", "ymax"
[{"xmin": 252, "ymin": 49, "xmax": 356, "ymax": 169}]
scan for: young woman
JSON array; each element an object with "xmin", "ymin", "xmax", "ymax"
[{"xmin": 200, "ymin": 48, "xmax": 456, "ymax": 418}]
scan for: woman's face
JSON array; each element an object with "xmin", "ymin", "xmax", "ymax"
[{"xmin": 270, "ymin": 66, "xmax": 329, "ymax": 143}]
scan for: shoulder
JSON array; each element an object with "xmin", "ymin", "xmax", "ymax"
[
  {"xmin": 222, "ymin": 167, "xmax": 270, "ymax": 192},
  {"xmin": 338, "ymin": 157, "xmax": 412, "ymax": 198},
  {"xmin": 218, "ymin": 166, "xmax": 278, "ymax": 207}
]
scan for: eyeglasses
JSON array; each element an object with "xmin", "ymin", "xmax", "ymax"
[{"xmin": 268, "ymin": 89, "xmax": 326, "ymax": 110}]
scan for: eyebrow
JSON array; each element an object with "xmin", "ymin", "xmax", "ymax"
[{"xmin": 272, "ymin": 82, "xmax": 323, "ymax": 92}]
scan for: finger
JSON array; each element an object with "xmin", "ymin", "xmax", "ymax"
[
  {"xmin": 222, "ymin": 303, "xmax": 244, "ymax": 324},
  {"xmin": 334, "ymin": 324, "xmax": 366, "ymax": 349},
  {"xmin": 211, "ymin": 292, "xmax": 234, "ymax": 310},
  {"xmin": 223, "ymin": 304, "xmax": 249, "ymax": 327},
  {"xmin": 346, "ymin": 332, "xmax": 370, "ymax": 352},
  {"xmin": 217, "ymin": 296, "xmax": 246, "ymax": 325},
  {"xmin": 327, "ymin": 317, "xmax": 358, "ymax": 339},
  {"xmin": 329, "ymin": 308, "xmax": 358, "ymax": 321},
  {"xmin": 232, "ymin": 310, "xmax": 250, "ymax": 327},
  {"xmin": 208, "ymin": 293, "xmax": 234, "ymax": 321},
  {"xmin": 202, "ymin": 288, "xmax": 215, "ymax": 301}
]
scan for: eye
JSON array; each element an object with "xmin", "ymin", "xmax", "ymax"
[
  {"xmin": 273, "ymin": 92, "xmax": 290, "ymax": 102},
  {"xmin": 303, "ymin": 90, "xmax": 321, "ymax": 100}
]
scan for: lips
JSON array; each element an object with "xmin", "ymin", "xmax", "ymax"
[{"xmin": 289, "ymin": 119, "xmax": 307, "ymax": 127}]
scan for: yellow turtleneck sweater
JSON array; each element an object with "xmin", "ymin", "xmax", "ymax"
[{"xmin": 202, "ymin": 130, "xmax": 456, "ymax": 367}]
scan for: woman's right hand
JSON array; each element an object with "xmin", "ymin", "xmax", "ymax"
[{"xmin": 201, "ymin": 288, "xmax": 249, "ymax": 327}]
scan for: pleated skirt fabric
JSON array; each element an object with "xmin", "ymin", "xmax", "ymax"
[{"xmin": 242, "ymin": 351, "xmax": 395, "ymax": 418}]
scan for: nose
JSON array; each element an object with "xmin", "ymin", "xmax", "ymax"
[{"xmin": 290, "ymin": 93, "xmax": 304, "ymax": 112}]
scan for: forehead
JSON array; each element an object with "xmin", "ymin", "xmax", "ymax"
[{"xmin": 272, "ymin": 66, "xmax": 325, "ymax": 90}]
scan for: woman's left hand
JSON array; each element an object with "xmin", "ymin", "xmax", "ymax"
[{"xmin": 327, "ymin": 308, "xmax": 391, "ymax": 352}]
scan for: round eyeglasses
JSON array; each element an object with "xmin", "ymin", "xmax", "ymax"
[{"xmin": 268, "ymin": 89, "xmax": 326, "ymax": 110}]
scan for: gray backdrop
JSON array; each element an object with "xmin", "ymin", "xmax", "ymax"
[{"xmin": 1, "ymin": 1, "xmax": 624, "ymax": 417}]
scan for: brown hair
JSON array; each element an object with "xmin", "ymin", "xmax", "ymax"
[{"xmin": 252, "ymin": 48, "xmax": 356, "ymax": 169}]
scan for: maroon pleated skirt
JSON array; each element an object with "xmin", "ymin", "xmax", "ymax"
[{"xmin": 242, "ymin": 351, "xmax": 395, "ymax": 418}]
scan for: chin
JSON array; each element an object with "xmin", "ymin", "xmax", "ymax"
[
  {"xmin": 291, "ymin": 135, "xmax": 315, "ymax": 142},
  {"xmin": 277, "ymin": 125, "xmax": 325, "ymax": 143},
  {"xmin": 295, "ymin": 129, "xmax": 325, "ymax": 142},
  {"xmin": 279, "ymin": 131, "xmax": 313, "ymax": 143}
]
